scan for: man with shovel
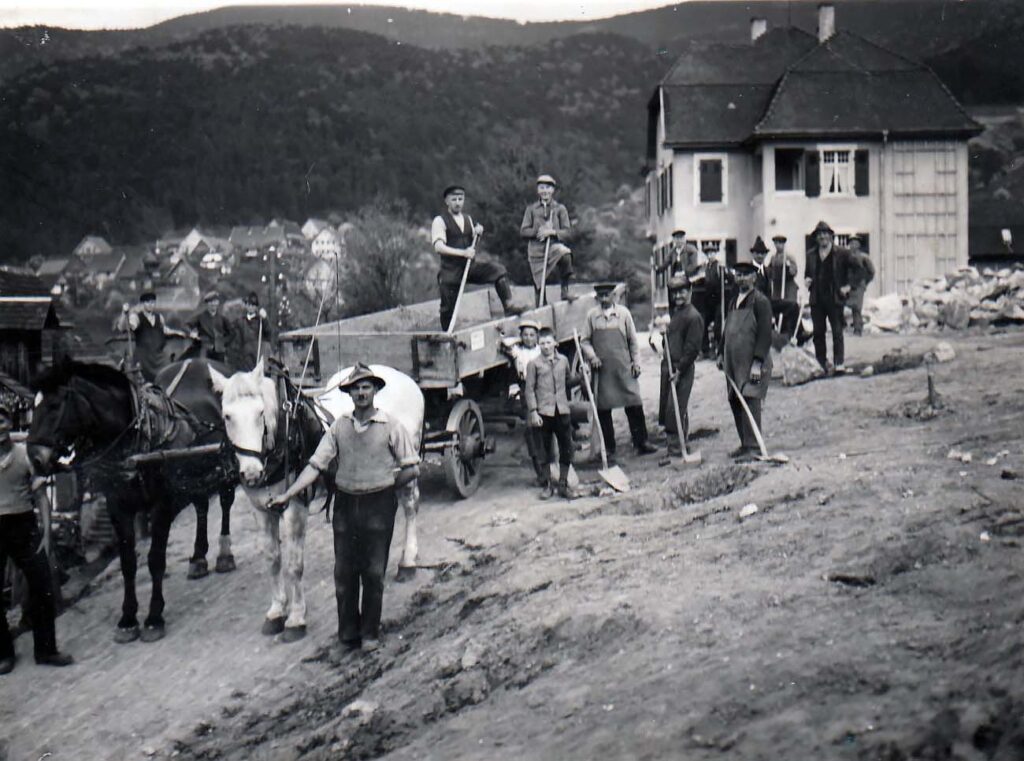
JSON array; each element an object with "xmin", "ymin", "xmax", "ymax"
[
  {"xmin": 579, "ymin": 283, "xmax": 658, "ymax": 461},
  {"xmin": 765, "ymin": 234, "xmax": 800, "ymax": 342},
  {"xmin": 659, "ymin": 275, "xmax": 704, "ymax": 459},
  {"xmin": 432, "ymin": 184, "xmax": 523, "ymax": 331},
  {"xmin": 718, "ymin": 261, "xmax": 773, "ymax": 462},
  {"xmin": 520, "ymin": 174, "xmax": 574, "ymax": 305}
]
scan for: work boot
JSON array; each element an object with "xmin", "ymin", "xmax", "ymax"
[
  {"xmin": 557, "ymin": 464, "xmax": 577, "ymax": 500},
  {"xmin": 561, "ymin": 282, "xmax": 577, "ymax": 303},
  {"xmin": 728, "ymin": 445, "xmax": 750, "ymax": 460},
  {"xmin": 35, "ymin": 652, "xmax": 74, "ymax": 667},
  {"xmin": 0, "ymin": 656, "xmax": 14, "ymax": 675},
  {"xmin": 539, "ymin": 480, "xmax": 556, "ymax": 500},
  {"xmin": 496, "ymin": 277, "xmax": 525, "ymax": 316},
  {"xmin": 633, "ymin": 441, "xmax": 659, "ymax": 456}
]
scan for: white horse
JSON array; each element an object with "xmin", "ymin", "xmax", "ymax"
[
  {"xmin": 313, "ymin": 364, "xmax": 425, "ymax": 580},
  {"xmin": 209, "ymin": 359, "xmax": 322, "ymax": 642}
]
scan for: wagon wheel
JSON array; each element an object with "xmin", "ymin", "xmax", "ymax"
[{"xmin": 443, "ymin": 399, "xmax": 486, "ymax": 499}]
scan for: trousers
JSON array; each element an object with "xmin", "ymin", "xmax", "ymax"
[
  {"xmin": 771, "ymin": 299, "xmax": 801, "ymax": 340},
  {"xmin": 596, "ymin": 405, "xmax": 649, "ymax": 455},
  {"xmin": 811, "ymin": 301, "xmax": 845, "ymax": 368},
  {"xmin": 0, "ymin": 511, "xmax": 58, "ymax": 660},
  {"xmin": 331, "ymin": 487, "xmax": 398, "ymax": 643},
  {"xmin": 439, "ymin": 261, "xmax": 510, "ymax": 331},
  {"xmin": 728, "ymin": 391, "xmax": 762, "ymax": 451},
  {"xmin": 538, "ymin": 413, "xmax": 574, "ymax": 468}
]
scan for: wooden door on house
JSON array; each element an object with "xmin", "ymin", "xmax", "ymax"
[{"xmin": 889, "ymin": 141, "xmax": 961, "ymax": 293}]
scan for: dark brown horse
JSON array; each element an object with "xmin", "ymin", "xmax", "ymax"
[{"xmin": 27, "ymin": 360, "xmax": 238, "ymax": 643}]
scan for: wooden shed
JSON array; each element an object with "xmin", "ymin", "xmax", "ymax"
[{"xmin": 0, "ymin": 268, "xmax": 64, "ymax": 385}]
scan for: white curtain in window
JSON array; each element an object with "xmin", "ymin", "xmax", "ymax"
[{"xmin": 823, "ymin": 150, "xmax": 852, "ymax": 195}]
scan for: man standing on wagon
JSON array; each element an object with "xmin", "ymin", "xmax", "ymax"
[
  {"xmin": 115, "ymin": 291, "xmax": 190, "ymax": 383},
  {"xmin": 432, "ymin": 185, "xmax": 523, "ymax": 331},
  {"xmin": 271, "ymin": 363, "xmax": 419, "ymax": 653},
  {"xmin": 520, "ymin": 174, "xmax": 575, "ymax": 305},
  {"xmin": 580, "ymin": 283, "xmax": 658, "ymax": 461}
]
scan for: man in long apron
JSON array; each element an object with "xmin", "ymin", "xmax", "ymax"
[
  {"xmin": 520, "ymin": 174, "xmax": 574, "ymax": 304},
  {"xmin": 580, "ymin": 283, "xmax": 658, "ymax": 461},
  {"xmin": 719, "ymin": 261, "xmax": 773, "ymax": 461},
  {"xmin": 659, "ymin": 275, "xmax": 704, "ymax": 456},
  {"xmin": 432, "ymin": 184, "xmax": 522, "ymax": 331}
]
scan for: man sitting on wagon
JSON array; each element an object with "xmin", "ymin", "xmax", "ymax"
[{"xmin": 431, "ymin": 184, "xmax": 523, "ymax": 331}]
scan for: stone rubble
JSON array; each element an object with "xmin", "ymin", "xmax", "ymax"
[{"xmin": 863, "ymin": 265, "xmax": 1024, "ymax": 333}]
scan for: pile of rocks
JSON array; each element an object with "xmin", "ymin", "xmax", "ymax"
[{"xmin": 865, "ymin": 265, "xmax": 1024, "ymax": 332}]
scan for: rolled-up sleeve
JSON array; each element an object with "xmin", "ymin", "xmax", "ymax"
[
  {"xmin": 431, "ymin": 216, "xmax": 447, "ymax": 247},
  {"xmin": 389, "ymin": 421, "xmax": 421, "ymax": 468},
  {"xmin": 308, "ymin": 424, "xmax": 339, "ymax": 472}
]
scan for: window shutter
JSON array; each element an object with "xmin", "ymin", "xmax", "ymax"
[
  {"xmin": 805, "ymin": 151, "xmax": 820, "ymax": 197},
  {"xmin": 725, "ymin": 239, "xmax": 737, "ymax": 267},
  {"xmin": 668, "ymin": 164, "xmax": 674, "ymax": 208},
  {"xmin": 854, "ymin": 150, "xmax": 869, "ymax": 196},
  {"xmin": 859, "ymin": 233, "xmax": 870, "ymax": 253}
]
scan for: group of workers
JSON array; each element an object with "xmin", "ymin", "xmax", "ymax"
[{"xmin": 116, "ymin": 289, "xmax": 272, "ymax": 382}]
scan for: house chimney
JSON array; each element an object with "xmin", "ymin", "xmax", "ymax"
[
  {"xmin": 817, "ymin": 3, "xmax": 836, "ymax": 42},
  {"xmin": 750, "ymin": 17, "xmax": 767, "ymax": 42}
]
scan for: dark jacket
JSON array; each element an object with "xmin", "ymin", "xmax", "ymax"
[
  {"xmin": 847, "ymin": 251, "xmax": 876, "ymax": 290},
  {"xmin": 721, "ymin": 288, "xmax": 774, "ymax": 399},
  {"xmin": 188, "ymin": 310, "xmax": 233, "ymax": 356},
  {"xmin": 805, "ymin": 244, "xmax": 851, "ymax": 307},
  {"xmin": 765, "ymin": 253, "xmax": 799, "ymax": 302},
  {"xmin": 663, "ymin": 304, "xmax": 704, "ymax": 374}
]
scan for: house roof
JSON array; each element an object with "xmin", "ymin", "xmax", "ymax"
[
  {"xmin": 73, "ymin": 235, "xmax": 112, "ymax": 254},
  {"xmin": 35, "ymin": 258, "xmax": 69, "ymax": 277},
  {"xmin": 0, "ymin": 302, "xmax": 60, "ymax": 331},
  {"xmin": 652, "ymin": 27, "xmax": 980, "ymax": 154},
  {"xmin": 85, "ymin": 251, "xmax": 126, "ymax": 274},
  {"xmin": 0, "ymin": 267, "xmax": 53, "ymax": 297},
  {"xmin": 755, "ymin": 33, "xmax": 982, "ymax": 139}
]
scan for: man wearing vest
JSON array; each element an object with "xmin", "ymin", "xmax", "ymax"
[
  {"xmin": 520, "ymin": 174, "xmax": 575, "ymax": 304},
  {"xmin": 271, "ymin": 364, "xmax": 419, "ymax": 653},
  {"xmin": 431, "ymin": 185, "xmax": 522, "ymax": 331},
  {"xmin": 116, "ymin": 291, "xmax": 189, "ymax": 383}
]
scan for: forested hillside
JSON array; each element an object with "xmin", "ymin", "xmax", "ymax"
[{"xmin": 1, "ymin": 27, "xmax": 662, "ymax": 261}]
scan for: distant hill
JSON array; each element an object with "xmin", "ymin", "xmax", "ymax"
[{"xmin": 0, "ymin": 26, "xmax": 663, "ymax": 262}]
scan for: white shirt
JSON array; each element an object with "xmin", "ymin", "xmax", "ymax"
[{"xmin": 431, "ymin": 213, "xmax": 472, "ymax": 247}]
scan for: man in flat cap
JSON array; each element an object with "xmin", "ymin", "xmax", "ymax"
[
  {"xmin": 845, "ymin": 234, "xmax": 875, "ymax": 336},
  {"xmin": 658, "ymin": 275, "xmax": 704, "ymax": 456},
  {"xmin": 580, "ymin": 283, "xmax": 658, "ymax": 460},
  {"xmin": 521, "ymin": 175, "xmax": 575, "ymax": 305},
  {"xmin": 271, "ymin": 363, "xmax": 419, "ymax": 654},
  {"xmin": 188, "ymin": 290, "xmax": 234, "ymax": 363},
  {"xmin": 501, "ymin": 317, "xmax": 547, "ymax": 485},
  {"xmin": 432, "ymin": 185, "xmax": 522, "ymax": 331},
  {"xmin": 765, "ymin": 234, "xmax": 800, "ymax": 341},
  {"xmin": 804, "ymin": 220, "xmax": 852, "ymax": 373},
  {"xmin": 116, "ymin": 291, "xmax": 189, "ymax": 382},
  {"xmin": 229, "ymin": 291, "xmax": 272, "ymax": 372},
  {"xmin": 719, "ymin": 260, "xmax": 773, "ymax": 460}
]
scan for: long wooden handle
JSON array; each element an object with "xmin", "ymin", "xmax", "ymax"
[
  {"xmin": 662, "ymin": 338, "xmax": 689, "ymax": 457},
  {"xmin": 538, "ymin": 236, "xmax": 552, "ymax": 307},
  {"xmin": 573, "ymin": 329, "xmax": 608, "ymax": 470},
  {"xmin": 726, "ymin": 375, "xmax": 769, "ymax": 459},
  {"xmin": 447, "ymin": 230, "xmax": 478, "ymax": 334}
]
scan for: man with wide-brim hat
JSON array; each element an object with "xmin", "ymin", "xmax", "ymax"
[
  {"xmin": 520, "ymin": 174, "xmax": 575, "ymax": 305},
  {"xmin": 431, "ymin": 184, "xmax": 523, "ymax": 330},
  {"xmin": 765, "ymin": 233, "xmax": 800, "ymax": 340},
  {"xmin": 188, "ymin": 289, "xmax": 234, "ymax": 363},
  {"xmin": 658, "ymin": 275, "xmax": 704, "ymax": 455},
  {"xmin": 271, "ymin": 362, "xmax": 419, "ymax": 654},
  {"xmin": 718, "ymin": 259, "xmax": 773, "ymax": 460},
  {"xmin": 580, "ymin": 283, "xmax": 658, "ymax": 460},
  {"xmin": 115, "ymin": 290, "xmax": 189, "ymax": 382},
  {"xmin": 804, "ymin": 220, "xmax": 852, "ymax": 373}
]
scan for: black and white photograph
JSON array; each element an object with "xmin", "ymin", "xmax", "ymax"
[{"xmin": 1, "ymin": 0, "xmax": 1023, "ymax": 757}]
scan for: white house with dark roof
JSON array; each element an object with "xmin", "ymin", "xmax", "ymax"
[{"xmin": 645, "ymin": 4, "xmax": 982, "ymax": 298}]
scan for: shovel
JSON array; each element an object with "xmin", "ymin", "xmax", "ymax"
[
  {"xmin": 662, "ymin": 339, "xmax": 702, "ymax": 467},
  {"xmin": 726, "ymin": 375, "xmax": 789, "ymax": 465},
  {"xmin": 537, "ymin": 236, "xmax": 552, "ymax": 308},
  {"xmin": 572, "ymin": 329, "xmax": 630, "ymax": 492}
]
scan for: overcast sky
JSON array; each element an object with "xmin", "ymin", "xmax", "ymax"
[{"xmin": 0, "ymin": 0, "xmax": 681, "ymax": 29}]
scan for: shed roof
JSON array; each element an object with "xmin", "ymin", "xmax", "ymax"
[{"xmin": 0, "ymin": 267, "xmax": 52, "ymax": 297}]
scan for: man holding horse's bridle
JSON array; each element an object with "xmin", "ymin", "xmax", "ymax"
[{"xmin": 271, "ymin": 363, "xmax": 419, "ymax": 653}]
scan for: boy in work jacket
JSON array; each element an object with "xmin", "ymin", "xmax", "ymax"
[
  {"xmin": 525, "ymin": 327, "xmax": 579, "ymax": 500},
  {"xmin": 520, "ymin": 174, "xmax": 574, "ymax": 304}
]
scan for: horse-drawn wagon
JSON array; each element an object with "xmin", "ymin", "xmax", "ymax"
[{"xmin": 279, "ymin": 283, "xmax": 622, "ymax": 498}]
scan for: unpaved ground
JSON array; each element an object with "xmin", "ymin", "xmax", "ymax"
[{"xmin": 2, "ymin": 330, "xmax": 1023, "ymax": 761}]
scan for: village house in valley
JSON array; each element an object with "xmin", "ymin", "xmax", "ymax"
[{"xmin": 645, "ymin": 3, "xmax": 982, "ymax": 298}]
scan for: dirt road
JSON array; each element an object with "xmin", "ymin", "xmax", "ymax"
[{"xmin": 3, "ymin": 329, "xmax": 1023, "ymax": 761}]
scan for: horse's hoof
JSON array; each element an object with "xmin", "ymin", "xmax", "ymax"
[
  {"xmin": 279, "ymin": 625, "xmax": 307, "ymax": 644},
  {"xmin": 187, "ymin": 559, "xmax": 209, "ymax": 580},
  {"xmin": 261, "ymin": 617, "xmax": 286, "ymax": 636},
  {"xmin": 214, "ymin": 554, "xmax": 236, "ymax": 573},
  {"xmin": 140, "ymin": 624, "xmax": 165, "ymax": 643},
  {"xmin": 396, "ymin": 565, "xmax": 417, "ymax": 582},
  {"xmin": 113, "ymin": 625, "xmax": 140, "ymax": 644}
]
